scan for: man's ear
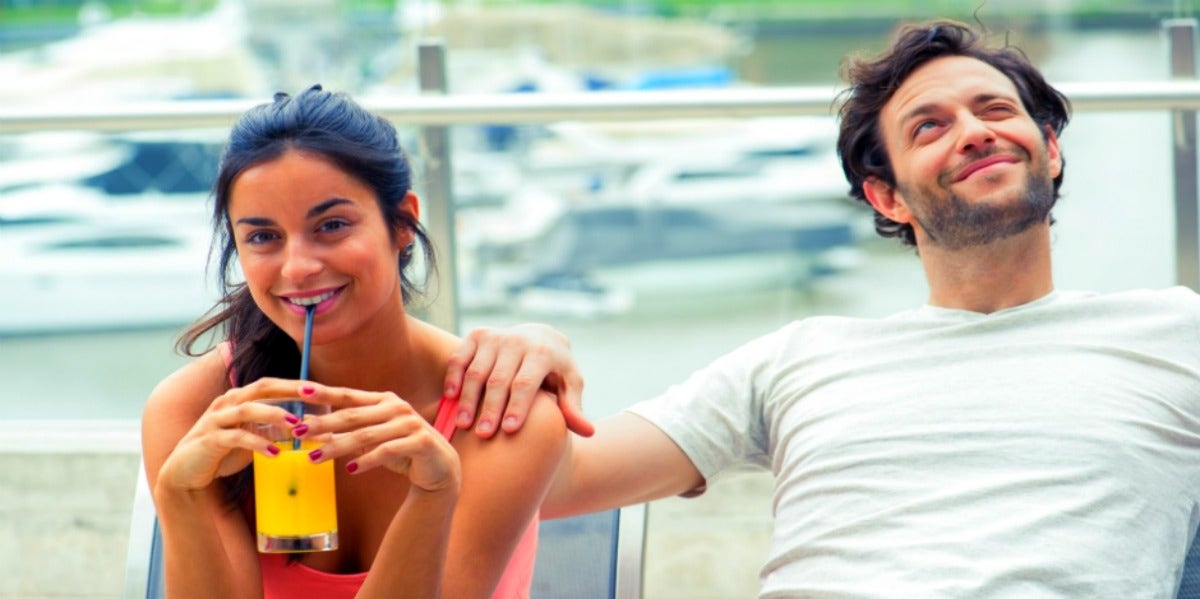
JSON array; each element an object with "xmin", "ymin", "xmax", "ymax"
[
  {"xmin": 863, "ymin": 176, "xmax": 913, "ymax": 224},
  {"xmin": 1043, "ymin": 125, "xmax": 1062, "ymax": 180}
]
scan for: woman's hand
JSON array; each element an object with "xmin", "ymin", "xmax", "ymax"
[
  {"xmin": 155, "ymin": 377, "xmax": 303, "ymax": 492},
  {"xmin": 443, "ymin": 323, "xmax": 593, "ymax": 439},
  {"xmin": 293, "ymin": 383, "xmax": 461, "ymax": 494}
]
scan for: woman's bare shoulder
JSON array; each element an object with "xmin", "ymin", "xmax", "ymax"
[
  {"xmin": 143, "ymin": 348, "xmax": 230, "ymax": 443},
  {"xmin": 454, "ymin": 389, "xmax": 567, "ymax": 463}
]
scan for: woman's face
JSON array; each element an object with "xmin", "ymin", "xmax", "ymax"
[{"xmin": 227, "ymin": 149, "xmax": 414, "ymax": 344}]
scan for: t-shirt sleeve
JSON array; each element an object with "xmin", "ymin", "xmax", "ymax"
[{"xmin": 624, "ymin": 328, "xmax": 784, "ymax": 486}]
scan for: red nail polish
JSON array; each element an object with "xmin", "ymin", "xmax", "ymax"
[
  {"xmin": 293, "ymin": 424, "xmax": 309, "ymax": 436},
  {"xmin": 267, "ymin": 444, "xmax": 280, "ymax": 456},
  {"xmin": 284, "ymin": 414, "xmax": 300, "ymax": 425},
  {"xmin": 300, "ymin": 385, "xmax": 315, "ymax": 396},
  {"xmin": 346, "ymin": 461, "xmax": 359, "ymax": 474},
  {"xmin": 308, "ymin": 448, "xmax": 322, "ymax": 462}
]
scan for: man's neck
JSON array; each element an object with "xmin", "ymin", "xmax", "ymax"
[{"xmin": 918, "ymin": 227, "xmax": 1054, "ymax": 314}]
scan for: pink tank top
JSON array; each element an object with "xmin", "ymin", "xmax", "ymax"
[{"xmin": 218, "ymin": 344, "xmax": 539, "ymax": 598}]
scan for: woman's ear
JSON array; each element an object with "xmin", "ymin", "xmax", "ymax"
[{"xmin": 395, "ymin": 191, "xmax": 420, "ymax": 248}]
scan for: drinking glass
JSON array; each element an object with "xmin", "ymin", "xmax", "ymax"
[{"xmin": 251, "ymin": 400, "xmax": 338, "ymax": 553}]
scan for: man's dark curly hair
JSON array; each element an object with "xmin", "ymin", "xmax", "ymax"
[{"xmin": 836, "ymin": 19, "xmax": 1072, "ymax": 246}]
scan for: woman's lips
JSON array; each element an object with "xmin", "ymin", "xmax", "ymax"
[{"xmin": 281, "ymin": 288, "xmax": 342, "ymax": 315}]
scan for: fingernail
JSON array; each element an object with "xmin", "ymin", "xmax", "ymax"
[
  {"xmin": 503, "ymin": 416, "xmax": 518, "ymax": 431},
  {"xmin": 284, "ymin": 414, "xmax": 300, "ymax": 425},
  {"xmin": 300, "ymin": 385, "xmax": 315, "ymax": 396},
  {"xmin": 267, "ymin": 444, "xmax": 280, "ymax": 456},
  {"xmin": 346, "ymin": 461, "xmax": 359, "ymax": 474},
  {"xmin": 476, "ymin": 419, "xmax": 493, "ymax": 434},
  {"xmin": 308, "ymin": 448, "xmax": 322, "ymax": 462},
  {"xmin": 292, "ymin": 424, "xmax": 309, "ymax": 436},
  {"xmin": 456, "ymin": 410, "xmax": 472, "ymax": 427},
  {"xmin": 444, "ymin": 384, "xmax": 457, "ymax": 397}
]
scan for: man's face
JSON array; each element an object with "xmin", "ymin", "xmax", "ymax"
[{"xmin": 869, "ymin": 55, "xmax": 1063, "ymax": 250}]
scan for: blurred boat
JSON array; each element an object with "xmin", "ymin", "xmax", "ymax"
[
  {"xmin": 458, "ymin": 116, "xmax": 868, "ymax": 316},
  {"xmin": 0, "ymin": 131, "xmax": 222, "ymax": 336}
]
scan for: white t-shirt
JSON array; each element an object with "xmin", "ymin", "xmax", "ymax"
[{"xmin": 628, "ymin": 287, "xmax": 1200, "ymax": 598}]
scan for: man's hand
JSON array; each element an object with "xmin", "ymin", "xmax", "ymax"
[{"xmin": 443, "ymin": 324, "xmax": 593, "ymax": 438}]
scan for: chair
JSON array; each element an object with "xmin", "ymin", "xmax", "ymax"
[
  {"xmin": 123, "ymin": 458, "xmax": 646, "ymax": 598},
  {"xmin": 1180, "ymin": 523, "xmax": 1200, "ymax": 599}
]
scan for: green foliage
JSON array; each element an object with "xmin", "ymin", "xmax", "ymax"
[{"xmin": 0, "ymin": 0, "xmax": 1184, "ymax": 26}]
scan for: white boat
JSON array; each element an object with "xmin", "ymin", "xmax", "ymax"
[
  {"xmin": 0, "ymin": 194, "xmax": 217, "ymax": 336},
  {"xmin": 456, "ymin": 116, "xmax": 869, "ymax": 316}
]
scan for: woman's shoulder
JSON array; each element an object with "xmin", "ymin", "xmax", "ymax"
[
  {"xmin": 453, "ymin": 390, "xmax": 567, "ymax": 462},
  {"xmin": 143, "ymin": 347, "xmax": 231, "ymax": 432}
]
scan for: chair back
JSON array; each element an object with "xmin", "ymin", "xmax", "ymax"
[{"xmin": 1180, "ymin": 524, "xmax": 1200, "ymax": 599}]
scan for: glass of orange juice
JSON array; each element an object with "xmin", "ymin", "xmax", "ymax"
[{"xmin": 251, "ymin": 400, "xmax": 338, "ymax": 553}]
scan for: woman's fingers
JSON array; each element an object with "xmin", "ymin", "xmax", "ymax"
[
  {"xmin": 207, "ymin": 399, "xmax": 296, "ymax": 431},
  {"xmin": 336, "ymin": 429, "xmax": 461, "ymax": 493},
  {"xmin": 159, "ymin": 426, "xmax": 277, "ymax": 490}
]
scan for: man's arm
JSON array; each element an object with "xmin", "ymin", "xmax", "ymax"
[{"xmin": 540, "ymin": 411, "xmax": 704, "ymax": 519}]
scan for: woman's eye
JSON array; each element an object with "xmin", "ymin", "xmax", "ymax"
[
  {"xmin": 245, "ymin": 230, "xmax": 277, "ymax": 245},
  {"xmin": 319, "ymin": 219, "xmax": 350, "ymax": 233}
]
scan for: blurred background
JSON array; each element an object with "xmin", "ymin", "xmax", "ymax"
[{"xmin": 0, "ymin": 0, "xmax": 1192, "ymax": 596}]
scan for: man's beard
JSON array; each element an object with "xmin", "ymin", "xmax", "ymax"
[{"xmin": 903, "ymin": 156, "xmax": 1057, "ymax": 251}]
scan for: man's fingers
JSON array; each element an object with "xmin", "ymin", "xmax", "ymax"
[
  {"xmin": 442, "ymin": 333, "xmax": 478, "ymax": 400},
  {"xmin": 497, "ymin": 359, "xmax": 551, "ymax": 434},
  {"xmin": 474, "ymin": 347, "xmax": 525, "ymax": 438},
  {"xmin": 559, "ymin": 377, "xmax": 595, "ymax": 437},
  {"xmin": 455, "ymin": 332, "xmax": 499, "ymax": 430}
]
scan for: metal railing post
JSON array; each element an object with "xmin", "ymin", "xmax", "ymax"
[
  {"xmin": 1166, "ymin": 19, "xmax": 1200, "ymax": 291},
  {"xmin": 416, "ymin": 40, "xmax": 460, "ymax": 334}
]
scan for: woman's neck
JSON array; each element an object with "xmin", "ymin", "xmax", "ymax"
[{"xmin": 305, "ymin": 307, "xmax": 456, "ymax": 413}]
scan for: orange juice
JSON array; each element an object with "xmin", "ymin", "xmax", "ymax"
[{"xmin": 253, "ymin": 439, "xmax": 338, "ymax": 552}]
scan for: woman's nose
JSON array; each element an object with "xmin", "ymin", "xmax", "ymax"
[{"xmin": 280, "ymin": 239, "xmax": 322, "ymax": 282}]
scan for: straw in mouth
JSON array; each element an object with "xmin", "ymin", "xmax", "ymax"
[{"xmin": 293, "ymin": 304, "xmax": 316, "ymax": 450}]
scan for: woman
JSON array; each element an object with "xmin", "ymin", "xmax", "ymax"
[{"xmin": 142, "ymin": 85, "xmax": 567, "ymax": 598}]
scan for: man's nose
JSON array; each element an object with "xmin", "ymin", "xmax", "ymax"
[
  {"xmin": 956, "ymin": 114, "xmax": 996, "ymax": 154},
  {"xmin": 281, "ymin": 239, "xmax": 322, "ymax": 282}
]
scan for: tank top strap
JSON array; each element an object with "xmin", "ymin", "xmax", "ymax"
[{"xmin": 432, "ymin": 394, "xmax": 460, "ymax": 441}]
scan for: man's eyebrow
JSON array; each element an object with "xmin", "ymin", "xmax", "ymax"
[
  {"xmin": 898, "ymin": 93, "xmax": 1018, "ymax": 126},
  {"xmin": 234, "ymin": 198, "xmax": 353, "ymax": 227},
  {"xmin": 970, "ymin": 92, "xmax": 1016, "ymax": 106},
  {"xmin": 898, "ymin": 103, "xmax": 941, "ymax": 127}
]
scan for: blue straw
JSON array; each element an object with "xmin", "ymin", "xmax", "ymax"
[{"xmin": 294, "ymin": 304, "xmax": 315, "ymax": 450}]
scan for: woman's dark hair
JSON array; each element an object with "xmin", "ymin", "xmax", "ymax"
[
  {"xmin": 177, "ymin": 84, "xmax": 435, "ymax": 507},
  {"xmin": 836, "ymin": 19, "xmax": 1071, "ymax": 246}
]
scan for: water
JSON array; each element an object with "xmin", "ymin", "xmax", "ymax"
[{"xmin": 0, "ymin": 27, "xmax": 1182, "ymax": 422}]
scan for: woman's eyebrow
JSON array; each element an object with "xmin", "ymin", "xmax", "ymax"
[
  {"xmin": 234, "ymin": 198, "xmax": 353, "ymax": 227},
  {"xmin": 307, "ymin": 198, "xmax": 352, "ymax": 218}
]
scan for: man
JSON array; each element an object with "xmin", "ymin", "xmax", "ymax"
[{"xmin": 448, "ymin": 19, "xmax": 1200, "ymax": 597}]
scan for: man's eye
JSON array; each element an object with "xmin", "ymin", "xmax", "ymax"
[{"xmin": 913, "ymin": 120, "xmax": 939, "ymax": 137}]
